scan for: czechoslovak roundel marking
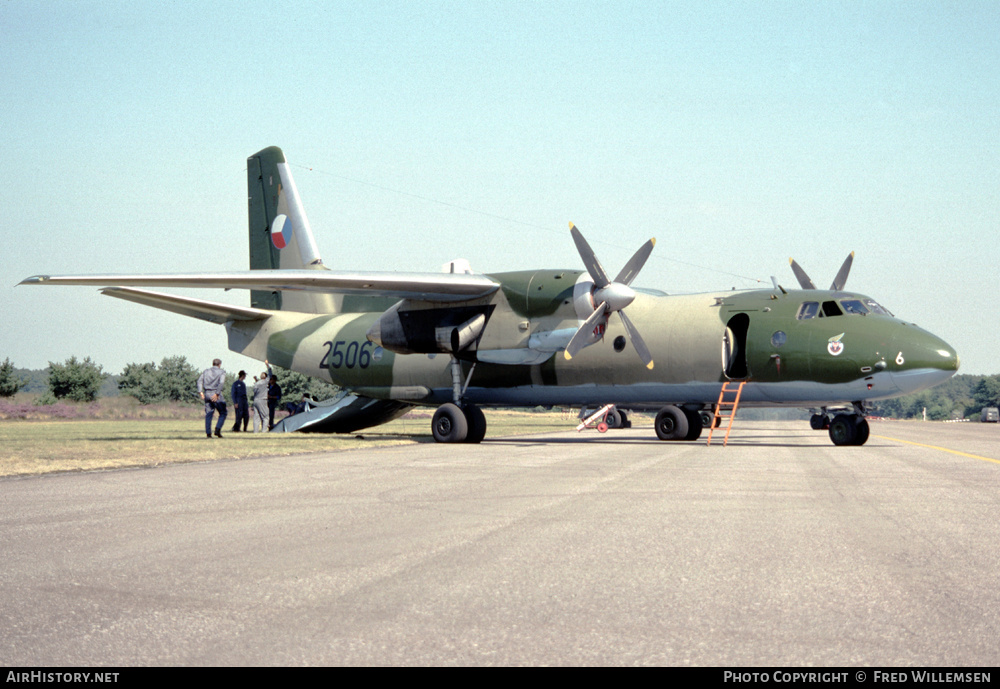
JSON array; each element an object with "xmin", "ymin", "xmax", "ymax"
[{"xmin": 271, "ymin": 214, "xmax": 292, "ymax": 250}]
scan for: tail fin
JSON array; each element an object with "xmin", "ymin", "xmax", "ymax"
[{"xmin": 247, "ymin": 146, "xmax": 335, "ymax": 313}]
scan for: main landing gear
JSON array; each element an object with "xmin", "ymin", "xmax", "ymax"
[
  {"xmin": 577, "ymin": 405, "xmax": 632, "ymax": 433},
  {"xmin": 809, "ymin": 413, "xmax": 831, "ymax": 430},
  {"xmin": 432, "ymin": 356, "xmax": 486, "ymax": 444},
  {"xmin": 654, "ymin": 405, "xmax": 705, "ymax": 442},
  {"xmin": 431, "ymin": 403, "xmax": 486, "ymax": 444}
]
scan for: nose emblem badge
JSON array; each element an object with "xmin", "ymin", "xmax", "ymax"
[{"xmin": 827, "ymin": 333, "xmax": 845, "ymax": 356}]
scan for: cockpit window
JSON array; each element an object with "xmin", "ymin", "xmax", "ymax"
[
  {"xmin": 796, "ymin": 302, "xmax": 820, "ymax": 320},
  {"xmin": 863, "ymin": 299, "xmax": 893, "ymax": 316},
  {"xmin": 840, "ymin": 299, "xmax": 870, "ymax": 315},
  {"xmin": 821, "ymin": 301, "xmax": 842, "ymax": 317}
]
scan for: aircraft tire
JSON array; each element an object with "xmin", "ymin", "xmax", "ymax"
[
  {"xmin": 682, "ymin": 408, "xmax": 703, "ymax": 441},
  {"xmin": 828, "ymin": 414, "xmax": 858, "ymax": 446},
  {"xmin": 655, "ymin": 405, "xmax": 689, "ymax": 441},
  {"xmin": 852, "ymin": 416, "xmax": 870, "ymax": 446},
  {"xmin": 618, "ymin": 410, "xmax": 631, "ymax": 428},
  {"xmin": 810, "ymin": 414, "xmax": 827, "ymax": 430},
  {"xmin": 462, "ymin": 405, "xmax": 487, "ymax": 444},
  {"xmin": 432, "ymin": 403, "xmax": 468, "ymax": 443},
  {"xmin": 699, "ymin": 410, "xmax": 714, "ymax": 429},
  {"xmin": 605, "ymin": 409, "xmax": 622, "ymax": 429}
]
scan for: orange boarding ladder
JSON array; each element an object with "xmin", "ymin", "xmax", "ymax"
[{"xmin": 706, "ymin": 380, "xmax": 746, "ymax": 446}]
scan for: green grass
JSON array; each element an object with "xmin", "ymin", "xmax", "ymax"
[{"xmin": 0, "ymin": 408, "xmax": 600, "ymax": 477}]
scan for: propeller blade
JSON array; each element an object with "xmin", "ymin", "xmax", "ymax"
[
  {"xmin": 789, "ymin": 258, "xmax": 817, "ymax": 290},
  {"xmin": 618, "ymin": 309, "xmax": 654, "ymax": 370},
  {"xmin": 830, "ymin": 252, "xmax": 854, "ymax": 291},
  {"xmin": 564, "ymin": 302, "xmax": 607, "ymax": 360},
  {"xmin": 613, "ymin": 237, "xmax": 656, "ymax": 286},
  {"xmin": 569, "ymin": 223, "xmax": 610, "ymax": 289},
  {"xmin": 564, "ymin": 224, "xmax": 659, "ymax": 366}
]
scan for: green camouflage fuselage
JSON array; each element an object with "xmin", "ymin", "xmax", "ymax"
[{"xmin": 225, "ymin": 269, "xmax": 958, "ymax": 409}]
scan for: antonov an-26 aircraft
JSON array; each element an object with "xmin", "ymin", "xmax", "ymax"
[{"xmin": 21, "ymin": 146, "xmax": 959, "ymax": 445}]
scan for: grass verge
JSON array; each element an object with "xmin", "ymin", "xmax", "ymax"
[{"xmin": 0, "ymin": 408, "xmax": 602, "ymax": 477}]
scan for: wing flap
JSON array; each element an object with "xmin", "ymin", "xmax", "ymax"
[
  {"xmin": 22, "ymin": 270, "xmax": 499, "ymax": 303},
  {"xmin": 101, "ymin": 287, "xmax": 272, "ymax": 324}
]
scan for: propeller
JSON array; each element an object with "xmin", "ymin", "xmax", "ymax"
[
  {"xmin": 788, "ymin": 252, "xmax": 854, "ymax": 291},
  {"xmin": 564, "ymin": 223, "xmax": 656, "ymax": 370}
]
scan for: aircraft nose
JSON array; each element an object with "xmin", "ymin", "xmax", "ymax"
[{"xmin": 888, "ymin": 325, "xmax": 959, "ymax": 395}]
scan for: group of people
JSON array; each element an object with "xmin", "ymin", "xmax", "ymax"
[{"xmin": 196, "ymin": 359, "xmax": 287, "ymax": 438}]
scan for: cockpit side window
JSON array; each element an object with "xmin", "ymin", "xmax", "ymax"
[
  {"xmin": 821, "ymin": 301, "xmax": 842, "ymax": 317},
  {"xmin": 840, "ymin": 299, "xmax": 870, "ymax": 315},
  {"xmin": 796, "ymin": 302, "xmax": 820, "ymax": 320}
]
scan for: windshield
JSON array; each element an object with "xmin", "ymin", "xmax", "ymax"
[
  {"xmin": 798, "ymin": 298, "xmax": 893, "ymax": 319},
  {"xmin": 840, "ymin": 299, "xmax": 870, "ymax": 315}
]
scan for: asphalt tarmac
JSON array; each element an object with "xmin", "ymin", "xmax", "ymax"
[{"xmin": 2, "ymin": 420, "xmax": 998, "ymax": 666}]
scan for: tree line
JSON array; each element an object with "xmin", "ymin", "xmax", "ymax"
[
  {"xmin": 0, "ymin": 356, "xmax": 339, "ymax": 405},
  {"xmin": 873, "ymin": 374, "xmax": 1000, "ymax": 420}
]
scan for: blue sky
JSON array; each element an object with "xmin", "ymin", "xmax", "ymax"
[{"xmin": 2, "ymin": 1, "xmax": 997, "ymax": 376}]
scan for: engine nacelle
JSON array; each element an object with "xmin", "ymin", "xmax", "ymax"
[{"xmin": 367, "ymin": 302, "xmax": 489, "ymax": 355}]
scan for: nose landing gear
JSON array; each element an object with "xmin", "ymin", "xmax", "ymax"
[
  {"xmin": 825, "ymin": 402, "xmax": 870, "ymax": 446},
  {"xmin": 828, "ymin": 414, "xmax": 870, "ymax": 446}
]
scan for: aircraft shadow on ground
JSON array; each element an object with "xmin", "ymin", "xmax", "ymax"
[
  {"xmin": 79, "ymin": 430, "xmax": 865, "ymax": 449},
  {"xmin": 484, "ymin": 429, "xmax": 854, "ymax": 448}
]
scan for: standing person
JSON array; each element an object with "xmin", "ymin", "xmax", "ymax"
[
  {"xmin": 267, "ymin": 372, "xmax": 282, "ymax": 430},
  {"xmin": 252, "ymin": 369, "xmax": 270, "ymax": 433},
  {"xmin": 197, "ymin": 358, "xmax": 228, "ymax": 438},
  {"xmin": 231, "ymin": 371, "xmax": 249, "ymax": 432}
]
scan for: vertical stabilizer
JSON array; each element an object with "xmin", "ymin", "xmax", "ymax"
[{"xmin": 247, "ymin": 146, "xmax": 335, "ymax": 313}]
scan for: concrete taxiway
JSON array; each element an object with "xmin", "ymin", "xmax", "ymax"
[{"xmin": 2, "ymin": 420, "xmax": 998, "ymax": 666}]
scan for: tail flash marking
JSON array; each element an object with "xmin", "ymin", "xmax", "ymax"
[{"xmin": 271, "ymin": 214, "xmax": 291, "ymax": 250}]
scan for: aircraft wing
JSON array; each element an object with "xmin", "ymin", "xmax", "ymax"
[
  {"xmin": 100, "ymin": 287, "xmax": 273, "ymax": 324},
  {"xmin": 20, "ymin": 270, "xmax": 500, "ymax": 303}
]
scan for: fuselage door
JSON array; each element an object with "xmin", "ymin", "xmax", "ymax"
[{"xmin": 722, "ymin": 313, "xmax": 750, "ymax": 379}]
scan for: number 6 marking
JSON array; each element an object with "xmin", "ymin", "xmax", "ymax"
[{"xmin": 896, "ymin": 351, "xmax": 905, "ymax": 365}]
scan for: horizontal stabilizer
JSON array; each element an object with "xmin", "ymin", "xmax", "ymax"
[
  {"xmin": 22, "ymin": 270, "xmax": 500, "ymax": 303},
  {"xmin": 101, "ymin": 287, "xmax": 272, "ymax": 324}
]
